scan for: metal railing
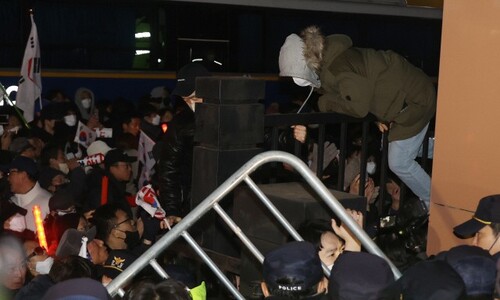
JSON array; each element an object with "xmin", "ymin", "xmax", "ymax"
[
  {"xmin": 264, "ymin": 112, "xmax": 378, "ymax": 201},
  {"xmin": 263, "ymin": 111, "xmax": 433, "ymax": 214},
  {"xmin": 106, "ymin": 150, "xmax": 401, "ymax": 298}
]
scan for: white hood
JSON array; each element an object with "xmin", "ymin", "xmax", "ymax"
[{"xmin": 278, "ymin": 34, "xmax": 321, "ymax": 88}]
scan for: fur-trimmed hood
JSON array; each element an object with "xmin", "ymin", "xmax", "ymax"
[
  {"xmin": 279, "ymin": 26, "xmax": 352, "ymax": 88},
  {"xmin": 300, "ymin": 26, "xmax": 325, "ymax": 73},
  {"xmin": 301, "ymin": 26, "xmax": 353, "ymax": 71}
]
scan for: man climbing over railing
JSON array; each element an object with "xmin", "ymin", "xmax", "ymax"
[{"xmin": 278, "ymin": 25, "xmax": 436, "ymax": 212}]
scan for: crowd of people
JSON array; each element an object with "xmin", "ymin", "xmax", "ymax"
[
  {"xmin": 0, "ymin": 63, "xmax": 211, "ymax": 299},
  {"xmin": 0, "ymin": 24, "xmax": 496, "ymax": 299}
]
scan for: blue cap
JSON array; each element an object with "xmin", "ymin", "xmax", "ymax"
[
  {"xmin": 263, "ymin": 241, "xmax": 323, "ymax": 291},
  {"xmin": 329, "ymin": 251, "xmax": 394, "ymax": 300},
  {"xmin": 437, "ymin": 245, "xmax": 495, "ymax": 297},
  {"xmin": 0, "ymin": 156, "xmax": 38, "ymax": 179},
  {"xmin": 396, "ymin": 260, "xmax": 466, "ymax": 300}
]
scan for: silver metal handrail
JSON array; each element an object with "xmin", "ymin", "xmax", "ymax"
[{"xmin": 106, "ymin": 150, "xmax": 401, "ymax": 297}]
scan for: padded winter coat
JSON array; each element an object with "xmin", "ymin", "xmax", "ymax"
[{"xmin": 316, "ymin": 34, "xmax": 436, "ymax": 141}]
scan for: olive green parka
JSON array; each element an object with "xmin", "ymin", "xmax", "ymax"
[{"xmin": 316, "ymin": 34, "xmax": 436, "ymax": 141}]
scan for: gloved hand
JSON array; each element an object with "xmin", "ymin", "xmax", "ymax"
[{"xmin": 139, "ymin": 208, "xmax": 161, "ymax": 243}]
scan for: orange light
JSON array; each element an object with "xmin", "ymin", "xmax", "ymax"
[
  {"xmin": 33, "ymin": 205, "xmax": 48, "ymax": 251},
  {"xmin": 161, "ymin": 123, "xmax": 168, "ymax": 133}
]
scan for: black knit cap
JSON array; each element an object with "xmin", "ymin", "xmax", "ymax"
[
  {"xmin": 49, "ymin": 188, "xmax": 76, "ymax": 212},
  {"xmin": 172, "ymin": 63, "xmax": 211, "ymax": 97},
  {"xmin": 104, "ymin": 149, "xmax": 136, "ymax": 168}
]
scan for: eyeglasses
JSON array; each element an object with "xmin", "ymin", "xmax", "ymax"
[
  {"xmin": 26, "ymin": 246, "xmax": 45, "ymax": 261},
  {"xmin": 113, "ymin": 218, "xmax": 134, "ymax": 229},
  {"xmin": 7, "ymin": 169, "xmax": 20, "ymax": 176}
]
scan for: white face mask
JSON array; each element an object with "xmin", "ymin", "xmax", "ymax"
[
  {"xmin": 81, "ymin": 98, "xmax": 92, "ymax": 109},
  {"xmin": 35, "ymin": 257, "xmax": 54, "ymax": 274},
  {"xmin": 58, "ymin": 162, "xmax": 70, "ymax": 174},
  {"xmin": 151, "ymin": 115, "xmax": 161, "ymax": 126},
  {"xmin": 64, "ymin": 115, "xmax": 77, "ymax": 127},
  {"xmin": 8, "ymin": 213, "xmax": 26, "ymax": 232},
  {"xmin": 366, "ymin": 162, "xmax": 377, "ymax": 175},
  {"xmin": 0, "ymin": 125, "xmax": 3, "ymax": 136},
  {"xmin": 293, "ymin": 77, "xmax": 313, "ymax": 87}
]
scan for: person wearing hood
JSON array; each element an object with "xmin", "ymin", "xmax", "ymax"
[
  {"xmin": 74, "ymin": 87, "xmax": 101, "ymax": 130},
  {"xmin": 54, "ymin": 102, "xmax": 84, "ymax": 159},
  {"xmin": 279, "ymin": 26, "xmax": 436, "ymax": 210}
]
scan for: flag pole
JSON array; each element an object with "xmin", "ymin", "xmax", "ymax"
[{"xmin": 0, "ymin": 82, "xmax": 31, "ymax": 129}]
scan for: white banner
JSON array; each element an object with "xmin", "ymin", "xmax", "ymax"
[
  {"xmin": 138, "ymin": 130, "xmax": 156, "ymax": 188},
  {"xmin": 16, "ymin": 14, "xmax": 41, "ymax": 123}
]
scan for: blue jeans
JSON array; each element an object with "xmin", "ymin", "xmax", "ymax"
[{"xmin": 388, "ymin": 124, "xmax": 431, "ymax": 209}]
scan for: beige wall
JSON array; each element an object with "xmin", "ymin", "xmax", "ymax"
[{"xmin": 427, "ymin": 0, "xmax": 500, "ymax": 254}]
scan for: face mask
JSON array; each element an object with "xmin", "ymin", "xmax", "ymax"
[
  {"xmin": 58, "ymin": 162, "xmax": 70, "ymax": 174},
  {"xmin": 0, "ymin": 125, "xmax": 3, "ymax": 136},
  {"xmin": 293, "ymin": 77, "xmax": 313, "ymax": 87},
  {"xmin": 366, "ymin": 162, "xmax": 377, "ymax": 175},
  {"xmin": 64, "ymin": 115, "xmax": 77, "ymax": 127},
  {"xmin": 151, "ymin": 115, "xmax": 161, "ymax": 126},
  {"xmin": 81, "ymin": 98, "xmax": 92, "ymax": 109},
  {"xmin": 8, "ymin": 213, "xmax": 26, "ymax": 232},
  {"xmin": 35, "ymin": 257, "xmax": 54, "ymax": 274},
  {"xmin": 124, "ymin": 230, "xmax": 140, "ymax": 248}
]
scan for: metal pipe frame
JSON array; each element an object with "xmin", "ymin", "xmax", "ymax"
[
  {"xmin": 106, "ymin": 150, "xmax": 401, "ymax": 297},
  {"xmin": 213, "ymin": 203, "xmax": 265, "ymax": 263},
  {"xmin": 181, "ymin": 231, "xmax": 244, "ymax": 299}
]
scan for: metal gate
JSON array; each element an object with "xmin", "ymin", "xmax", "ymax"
[{"xmin": 106, "ymin": 150, "xmax": 401, "ymax": 298}]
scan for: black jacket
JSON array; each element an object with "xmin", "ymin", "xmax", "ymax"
[{"xmin": 153, "ymin": 109, "xmax": 195, "ymax": 217}]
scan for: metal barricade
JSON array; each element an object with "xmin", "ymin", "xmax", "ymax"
[{"xmin": 106, "ymin": 151, "xmax": 401, "ymax": 298}]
